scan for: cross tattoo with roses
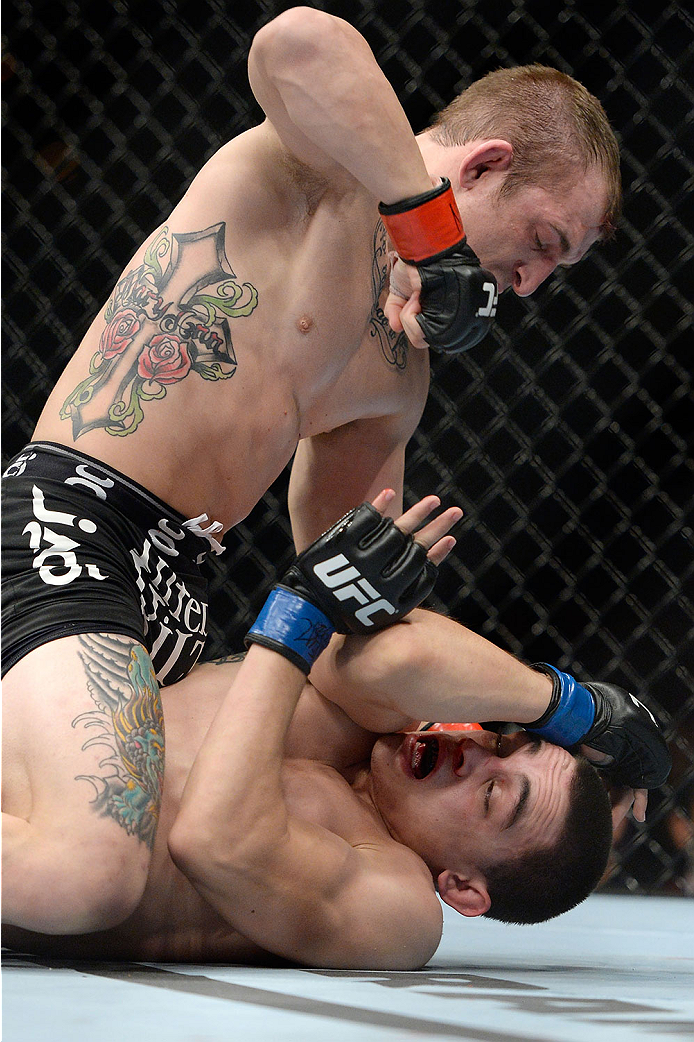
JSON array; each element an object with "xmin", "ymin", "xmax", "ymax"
[{"xmin": 60, "ymin": 223, "xmax": 259, "ymax": 438}]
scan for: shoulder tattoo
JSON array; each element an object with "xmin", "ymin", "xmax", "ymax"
[{"xmin": 60, "ymin": 223, "xmax": 259, "ymax": 438}]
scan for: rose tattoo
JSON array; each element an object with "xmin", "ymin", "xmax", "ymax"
[{"xmin": 60, "ymin": 223, "xmax": 258, "ymax": 438}]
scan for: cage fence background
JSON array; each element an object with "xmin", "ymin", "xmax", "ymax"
[{"xmin": 2, "ymin": 0, "xmax": 693, "ymax": 897}]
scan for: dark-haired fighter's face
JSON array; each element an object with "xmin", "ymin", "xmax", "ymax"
[{"xmin": 369, "ymin": 730, "xmax": 576, "ymax": 874}]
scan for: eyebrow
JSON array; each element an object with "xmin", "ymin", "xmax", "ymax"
[{"xmin": 504, "ymin": 774, "xmax": 531, "ymax": 831}]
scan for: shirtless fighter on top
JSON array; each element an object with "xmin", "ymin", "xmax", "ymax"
[{"xmin": 2, "ymin": 8, "xmax": 667, "ymax": 946}]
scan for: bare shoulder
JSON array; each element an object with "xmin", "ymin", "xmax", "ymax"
[
  {"xmin": 173, "ymin": 121, "xmax": 356, "ymax": 237},
  {"xmin": 168, "ymin": 123, "xmax": 301, "ymax": 233},
  {"xmin": 343, "ymin": 839, "xmax": 444, "ymax": 969}
]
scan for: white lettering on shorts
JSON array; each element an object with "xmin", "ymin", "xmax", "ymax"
[
  {"xmin": 4, "ymin": 450, "xmax": 37, "ymax": 478},
  {"xmin": 22, "ymin": 485, "xmax": 110, "ymax": 586},
  {"xmin": 182, "ymin": 513, "xmax": 225, "ymax": 557},
  {"xmin": 129, "ymin": 532, "xmax": 208, "ymax": 683},
  {"xmin": 312, "ymin": 553, "xmax": 396, "ymax": 627},
  {"xmin": 64, "ymin": 464, "xmax": 115, "ymax": 500}
]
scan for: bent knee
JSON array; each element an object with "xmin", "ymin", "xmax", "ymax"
[
  {"xmin": 66, "ymin": 854, "xmax": 151, "ymax": 932},
  {"xmin": 3, "ymin": 830, "xmax": 151, "ymax": 934}
]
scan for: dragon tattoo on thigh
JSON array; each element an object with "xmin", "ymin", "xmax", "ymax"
[{"xmin": 73, "ymin": 633, "xmax": 164, "ymax": 848}]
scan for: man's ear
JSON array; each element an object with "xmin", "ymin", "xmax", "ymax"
[
  {"xmin": 437, "ymin": 868, "xmax": 491, "ymax": 917},
  {"xmin": 458, "ymin": 140, "xmax": 513, "ymax": 189}
]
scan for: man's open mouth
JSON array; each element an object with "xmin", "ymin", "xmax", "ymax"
[{"xmin": 411, "ymin": 736, "xmax": 440, "ymax": 779}]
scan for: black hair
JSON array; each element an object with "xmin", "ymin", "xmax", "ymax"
[{"xmin": 482, "ymin": 755, "xmax": 613, "ymax": 924}]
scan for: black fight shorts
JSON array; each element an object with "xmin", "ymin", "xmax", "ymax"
[{"xmin": 2, "ymin": 442, "xmax": 226, "ymax": 686}]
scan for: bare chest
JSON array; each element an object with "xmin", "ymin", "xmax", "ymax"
[
  {"xmin": 79, "ymin": 758, "xmax": 381, "ymax": 962},
  {"xmin": 33, "ymin": 180, "xmax": 408, "ymax": 524}
]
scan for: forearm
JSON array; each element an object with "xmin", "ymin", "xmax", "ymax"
[
  {"xmin": 289, "ymin": 436, "xmax": 407, "ymax": 552},
  {"xmin": 249, "ymin": 8, "xmax": 431, "ymax": 201},
  {"xmin": 171, "ymin": 646, "xmax": 303, "ymax": 865},
  {"xmin": 310, "ymin": 609, "xmax": 553, "ymax": 731}
]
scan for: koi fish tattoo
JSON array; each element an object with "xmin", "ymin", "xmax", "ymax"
[
  {"xmin": 61, "ymin": 223, "xmax": 259, "ymax": 437},
  {"xmin": 73, "ymin": 633, "xmax": 165, "ymax": 848}
]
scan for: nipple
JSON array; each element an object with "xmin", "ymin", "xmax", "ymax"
[{"xmin": 297, "ymin": 313, "xmax": 314, "ymax": 334}]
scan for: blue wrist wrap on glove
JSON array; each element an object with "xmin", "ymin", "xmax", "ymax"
[
  {"xmin": 246, "ymin": 587, "xmax": 334, "ymax": 674},
  {"xmin": 526, "ymin": 664, "xmax": 596, "ymax": 746}
]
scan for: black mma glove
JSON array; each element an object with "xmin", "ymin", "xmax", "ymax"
[
  {"xmin": 379, "ymin": 177, "xmax": 498, "ymax": 354},
  {"xmin": 246, "ymin": 503, "xmax": 437, "ymax": 674},
  {"xmin": 523, "ymin": 664, "xmax": 671, "ymax": 789}
]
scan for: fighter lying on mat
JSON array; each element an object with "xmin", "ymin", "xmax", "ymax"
[{"xmin": 3, "ymin": 493, "xmax": 670, "ymax": 968}]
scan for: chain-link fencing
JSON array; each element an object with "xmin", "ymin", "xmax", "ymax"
[{"xmin": 3, "ymin": 0, "xmax": 693, "ymax": 896}]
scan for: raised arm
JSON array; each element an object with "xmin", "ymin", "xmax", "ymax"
[
  {"xmin": 250, "ymin": 9, "xmax": 497, "ymax": 357},
  {"xmin": 168, "ymin": 644, "xmax": 441, "ymax": 968},
  {"xmin": 248, "ymin": 7, "xmax": 432, "ymax": 199},
  {"xmin": 309, "ymin": 609, "xmax": 670, "ymax": 814}
]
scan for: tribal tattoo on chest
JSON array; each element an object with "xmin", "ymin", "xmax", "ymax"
[
  {"xmin": 368, "ymin": 220, "xmax": 408, "ymax": 371},
  {"xmin": 60, "ymin": 223, "xmax": 259, "ymax": 438}
]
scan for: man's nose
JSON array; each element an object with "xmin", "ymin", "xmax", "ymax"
[
  {"xmin": 513, "ymin": 258, "xmax": 556, "ymax": 296},
  {"xmin": 451, "ymin": 731, "xmax": 500, "ymax": 777}
]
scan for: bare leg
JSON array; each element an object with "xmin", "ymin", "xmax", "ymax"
[{"xmin": 2, "ymin": 633, "xmax": 164, "ymax": 933}]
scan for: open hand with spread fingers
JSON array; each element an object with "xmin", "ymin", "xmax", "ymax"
[{"xmin": 246, "ymin": 491, "xmax": 462, "ymax": 674}]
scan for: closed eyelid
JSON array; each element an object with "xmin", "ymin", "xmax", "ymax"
[
  {"xmin": 536, "ymin": 225, "xmax": 572, "ymax": 259},
  {"xmin": 553, "ymin": 226, "xmax": 572, "ymax": 255}
]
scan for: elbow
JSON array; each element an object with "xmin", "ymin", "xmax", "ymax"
[
  {"xmin": 371, "ymin": 611, "xmax": 437, "ymax": 681},
  {"xmin": 168, "ymin": 813, "xmax": 232, "ymax": 879},
  {"xmin": 168, "ymin": 807, "xmax": 291, "ymax": 882},
  {"xmin": 168, "ymin": 805, "xmax": 229, "ymax": 881},
  {"xmin": 168, "ymin": 815, "xmax": 210, "ymax": 880},
  {"xmin": 333, "ymin": 612, "xmax": 436, "ymax": 714},
  {"xmin": 168, "ymin": 816, "xmax": 231, "ymax": 887},
  {"xmin": 250, "ymin": 8, "xmax": 340, "ymax": 76}
]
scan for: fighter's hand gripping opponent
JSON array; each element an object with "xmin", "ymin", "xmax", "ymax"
[{"xmin": 523, "ymin": 664, "xmax": 671, "ymax": 791}]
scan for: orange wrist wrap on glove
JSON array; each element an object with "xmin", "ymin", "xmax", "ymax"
[
  {"xmin": 420, "ymin": 721, "xmax": 483, "ymax": 733},
  {"xmin": 378, "ymin": 177, "xmax": 464, "ymax": 263}
]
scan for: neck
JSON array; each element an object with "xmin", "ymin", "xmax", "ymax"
[{"xmin": 348, "ymin": 761, "xmax": 382, "ymax": 815}]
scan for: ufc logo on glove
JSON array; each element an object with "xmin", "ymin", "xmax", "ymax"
[
  {"xmin": 246, "ymin": 503, "xmax": 437, "ymax": 674},
  {"xmin": 312, "ymin": 553, "xmax": 396, "ymax": 627}
]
